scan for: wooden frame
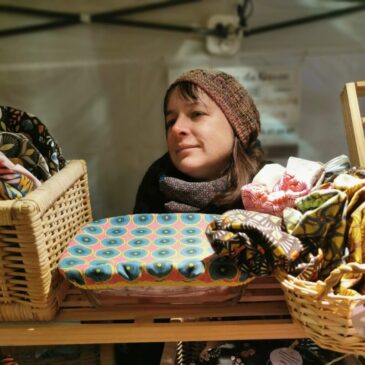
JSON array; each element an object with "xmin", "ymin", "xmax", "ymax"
[
  {"xmin": 341, "ymin": 81, "xmax": 365, "ymax": 167},
  {"xmin": 0, "ymin": 282, "xmax": 306, "ymax": 364}
]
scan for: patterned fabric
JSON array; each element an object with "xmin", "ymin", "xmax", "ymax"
[
  {"xmin": 252, "ymin": 163, "xmax": 285, "ymax": 191},
  {"xmin": 284, "ymin": 189, "xmax": 347, "ymax": 278},
  {"xmin": 323, "ymin": 154, "xmax": 352, "ymax": 183},
  {"xmin": 0, "ymin": 106, "xmax": 65, "ymax": 174},
  {"xmin": 205, "ymin": 209, "xmax": 302, "ymax": 281},
  {"xmin": 59, "ymin": 213, "xmax": 245, "ymax": 289},
  {"xmin": 0, "ymin": 151, "xmax": 41, "ymax": 188},
  {"xmin": 159, "ymin": 175, "xmax": 228, "ymax": 212},
  {"xmin": 242, "ymin": 157, "xmax": 324, "ymax": 217},
  {"xmin": 295, "ymin": 249, "xmax": 324, "ymax": 281},
  {"xmin": 333, "ymin": 173, "xmax": 365, "ymax": 295},
  {"xmin": 347, "ymin": 189, "xmax": 365, "ymax": 264},
  {"xmin": 0, "ymin": 132, "xmax": 50, "ymax": 181},
  {"xmin": 0, "ymin": 152, "xmax": 39, "ymax": 199},
  {"xmin": 241, "ymin": 177, "xmax": 308, "ymax": 217}
]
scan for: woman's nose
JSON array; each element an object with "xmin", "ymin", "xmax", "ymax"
[{"xmin": 170, "ymin": 114, "xmax": 190, "ymax": 135}]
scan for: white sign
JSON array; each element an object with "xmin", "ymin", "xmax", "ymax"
[{"xmin": 168, "ymin": 66, "xmax": 300, "ymax": 147}]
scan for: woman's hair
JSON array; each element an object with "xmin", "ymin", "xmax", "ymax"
[
  {"xmin": 164, "ymin": 81, "xmax": 264, "ymax": 208},
  {"xmin": 216, "ymin": 137, "xmax": 264, "ymax": 207},
  {"xmin": 163, "ymin": 81, "xmax": 196, "ymax": 119}
]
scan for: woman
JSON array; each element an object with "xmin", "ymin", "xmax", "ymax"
[
  {"xmin": 134, "ymin": 68, "xmax": 264, "ymax": 214},
  {"xmin": 124, "ymin": 69, "xmax": 265, "ymax": 365}
]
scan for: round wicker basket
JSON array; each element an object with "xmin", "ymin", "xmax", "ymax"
[{"xmin": 276, "ymin": 263, "xmax": 365, "ymax": 355}]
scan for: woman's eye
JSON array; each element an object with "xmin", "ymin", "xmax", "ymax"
[
  {"xmin": 165, "ymin": 119, "xmax": 176, "ymax": 129},
  {"xmin": 191, "ymin": 111, "xmax": 205, "ymax": 118}
]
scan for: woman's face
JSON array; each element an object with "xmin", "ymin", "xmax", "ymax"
[{"xmin": 165, "ymin": 87, "xmax": 235, "ymax": 180}]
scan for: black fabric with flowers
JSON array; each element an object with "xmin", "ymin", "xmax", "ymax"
[
  {"xmin": 0, "ymin": 132, "xmax": 51, "ymax": 181},
  {"xmin": 0, "ymin": 106, "xmax": 65, "ymax": 174}
]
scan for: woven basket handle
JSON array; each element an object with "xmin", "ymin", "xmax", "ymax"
[{"xmin": 316, "ymin": 262, "xmax": 365, "ymax": 298}]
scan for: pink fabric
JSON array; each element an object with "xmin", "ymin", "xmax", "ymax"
[
  {"xmin": 241, "ymin": 157, "xmax": 324, "ymax": 217},
  {"xmin": 0, "ymin": 151, "xmax": 41, "ymax": 188}
]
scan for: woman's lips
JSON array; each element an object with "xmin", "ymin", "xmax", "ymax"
[{"xmin": 176, "ymin": 145, "xmax": 199, "ymax": 153}]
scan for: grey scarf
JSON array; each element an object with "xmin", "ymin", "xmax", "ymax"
[{"xmin": 159, "ymin": 175, "xmax": 228, "ymax": 212}]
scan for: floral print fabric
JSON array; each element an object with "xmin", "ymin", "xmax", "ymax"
[
  {"xmin": 0, "ymin": 106, "xmax": 65, "ymax": 174},
  {"xmin": 0, "ymin": 151, "xmax": 40, "ymax": 199},
  {"xmin": 0, "ymin": 132, "xmax": 51, "ymax": 181}
]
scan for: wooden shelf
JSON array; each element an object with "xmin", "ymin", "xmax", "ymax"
[{"xmin": 0, "ymin": 283, "xmax": 305, "ymax": 347}]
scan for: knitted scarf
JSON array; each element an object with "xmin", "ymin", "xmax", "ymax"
[{"xmin": 159, "ymin": 174, "xmax": 228, "ymax": 212}]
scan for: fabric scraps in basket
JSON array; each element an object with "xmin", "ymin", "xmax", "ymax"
[
  {"xmin": 251, "ymin": 163, "xmax": 286, "ymax": 191},
  {"xmin": 295, "ymin": 248, "xmax": 324, "ymax": 281},
  {"xmin": 284, "ymin": 188, "xmax": 347, "ymax": 278},
  {"xmin": 241, "ymin": 157, "xmax": 324, "ymax": 217},
  {"xmin": 0, "ymin": 152, "xmax": 40, "ymax": 199},
  {"xmin": 0, "ymin": 105, "xmax": 65, "ymax": 174},
  {"xmin": 205, "ymin": 209, "xmax": 302, "ymax": 280},
  {"xmin": 59, "ymin": 213, "xmax": 247, "ymax": 289},
  {"xmin": 0, "ymin": 132, "xmax": 50, "ymax": 181},
  {"xmin": 323, "ymin": 154, "xmax": 352, "ymax": 183},
  {"xmin": 0, "ymin": 151, "xmax": 41, "ymax": 187},
  {"xmin": 332, "ymin": 171, "xmax": 365, "ymax": 295}
]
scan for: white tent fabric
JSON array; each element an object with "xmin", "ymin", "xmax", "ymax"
[{"xmin": 0, "ymin": 0, "xmax": 364, "ymax": 218}]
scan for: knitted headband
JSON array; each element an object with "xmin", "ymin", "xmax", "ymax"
[{"xmin": 165, "ymin": 69, "xmax": 261, "ymax": 149}]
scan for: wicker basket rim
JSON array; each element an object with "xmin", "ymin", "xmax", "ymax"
[{"xmin": 276, "ymin": 267, "xmax": 365, "ymax": 301}]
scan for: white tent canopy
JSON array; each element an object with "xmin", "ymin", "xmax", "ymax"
[{"xmin": 0, "ymin": 0, "xmax": 364, "ymax": 217}]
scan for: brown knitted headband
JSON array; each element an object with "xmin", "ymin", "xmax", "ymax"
[{"xmin": 166, "ymin": 69, "xmax": 261, "ymax": 148}]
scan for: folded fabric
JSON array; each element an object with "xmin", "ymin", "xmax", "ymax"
[
  {"xmin": 0, "ymin": 151, "xmax": 41, "ymax": 188},
  {"xmin": 0, "ymin": 131, "xmax": 51, "ymax": 181},
  {"xmin": 252, "ymin": 163, "xmax": 286, "ymax": 191},
  {"xmin": 331, "ymin": 172, "xmax": 365, "ymax": 265},
  {"xmin": 285, "ymin": 156, "xmax": 324, "ymax": 189},
  {"xmin": 241, "ymin": 183, "xmax": 293, "ymax": 216},
  {"xmin": 0, "ymin": 106, "xmax": 65, "ymax": 174},
  {"xmin": 0, "ymin": 152, "xmax": 39, "ymax": 199},
  {"xmin": 332, "ymin": 172, "xmax": 365, "ymax": 295},
  {"xmin": 205, "ymin": 209, "xmax": 302, "ymax": 280},
  {"xmin": 323, "ymin": 154, "xmax": 352, "ymax": 182},
  {"xmin": 333, "ymin": 173, "xmax": 365, "ymax": 201},
  {"xmin": 59, "ymin": 213, "xmax": 245, "ymax": 289},
  {"xmin": 295, "ymin": 249, "xmax": 324, "ymax": 282},
  {"xmin": 346, "ymin": 189, "xmax": 365, "ymax": 265},
  {"xmin": 283, "ymin": 189, "xmax": 347, "ymax": 278},
  {"xmin": 242, "ymin": 157, "xmax": 324, "ymax": 217},
  {"xmin": 0, "ymin": 180, "xmax": 25, "ymax": 199}
]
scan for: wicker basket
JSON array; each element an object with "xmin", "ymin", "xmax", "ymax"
[
  {"xmin": 0, "ymin": 160, "xmax": 92, "ymax": 321},
  {"xmin": 0, "ymin": 345, "xmax": 99, "ymax": 364},
  {"xmin": 276, "ymin": 263, "xmax": 365, "ymax": 355}
]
